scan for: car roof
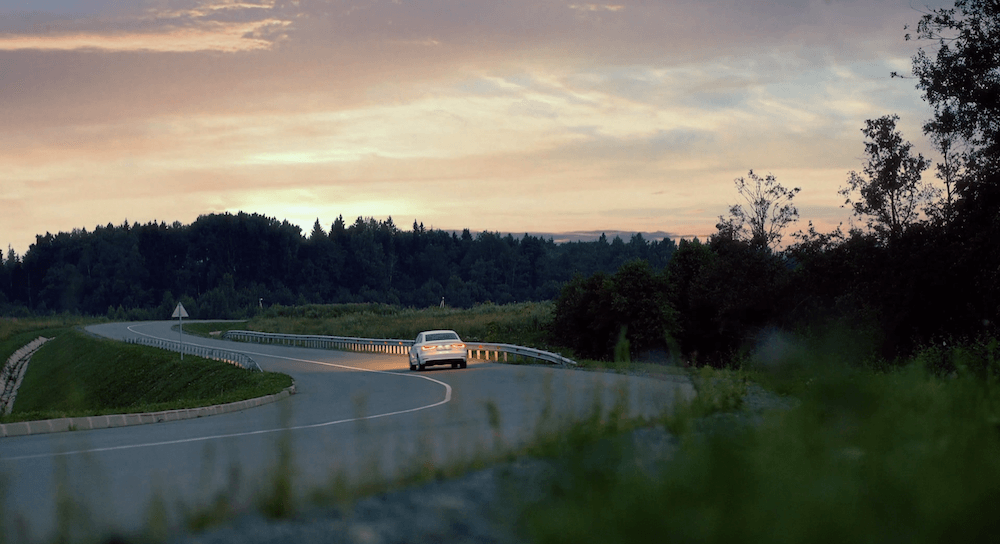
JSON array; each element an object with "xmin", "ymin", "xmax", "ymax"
[{"xmin": 419, "ymin": 329, "xmax": 459, "ymax": 336}]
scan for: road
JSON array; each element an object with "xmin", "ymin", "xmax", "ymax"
[{"xmin": 0, "ymin": 321, "xmax": 693, "ymax": 542}]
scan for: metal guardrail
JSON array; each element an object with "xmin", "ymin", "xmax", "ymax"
[
  {"xmin": 222, "ymin": 330, "xmax": 577, "ymax": 366},
  {"xmin": 461, "ymin": 341, "xmax": 578, "ymax": 366},
  {"xmin": 222, "ymin": 331, "xmax": 413, "ymax": 355},
  {"xmin": 126, "ymin": 336, "xmax": 262, "ymax": 372}
]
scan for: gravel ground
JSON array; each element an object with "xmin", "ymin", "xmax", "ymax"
[{"xmin": 167, "ymin": 378, "xmax": 795, "ymax": 544}]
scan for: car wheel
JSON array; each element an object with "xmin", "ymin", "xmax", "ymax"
[
  {"xmin": 460, "ymin": 361, "xmax": 467, "ymax": 369},
  {"xmin": 418, "ymin": 362, "xmax": 425, "ymax": 371},
  {"xmin": 409, "ymin": 362, "xmax": 416, "ymax": 371},
  {"xmin": 451, "ymin": 362, "xmax": 458, "ymax": 369}
]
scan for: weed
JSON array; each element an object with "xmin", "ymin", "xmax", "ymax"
[
  {"xmin": 143, "ymin": 489, "xmax": 170, "ymax": 544},
  {"xmin": 258, "ymin": 401, "xmax": 296, "ymax": 520},
  {"xmin": 258, "ymin": 432, "xmax": 295, "ymax": 519},
  {"xmin": 484, "ymin": 399, "xmax": 503, "ymax": 449},
  {"xmin": 52, "ymin": 450, "xmax": 94, "ymax": 544},
  {"xmin": 663, "ymin": 366, "xmax": 747, "ymax": 435},
  {"xmin": 613, "ymin": 326, "xmax": 630, "ymax": 364}
]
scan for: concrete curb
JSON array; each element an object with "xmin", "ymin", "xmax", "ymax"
[{"xmin": 0, "ymin": 384, "xmax": 296, "ymax": 438}]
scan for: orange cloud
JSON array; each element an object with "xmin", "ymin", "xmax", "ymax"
[
  {"xmin": 567, "ymin": 4, "xmax": 625, "ymax": 12},
  {"xmin": 0, "ymin": 19, "xmax": 290, "ymax": 52}
]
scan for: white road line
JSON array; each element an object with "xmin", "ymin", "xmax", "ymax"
[{"xmin": 0, "ymin": 325, "xmax": 452, "ymax": 462}]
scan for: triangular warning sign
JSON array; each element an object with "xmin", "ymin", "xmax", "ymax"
[{"xmin": 171, "ymin": 302, "xmax": 189, "ymax": 318}]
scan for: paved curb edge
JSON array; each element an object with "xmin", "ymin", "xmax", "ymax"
[{"xmin": 0, "ymin": 384, "xmax": 296, "ymax": 438}]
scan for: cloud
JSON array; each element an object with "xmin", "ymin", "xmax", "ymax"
[
  {"xmin": 0, "ymin": 0, "xmax": 290, "ymax": 52},
  {"xmin": 567, "ymin": 4, "xmax": 625, "ymax": 12},
  {"xmin": 0, "ymin": 19, "xmax": 290, "ymax": 52},
  {"xmin": 0, "ymin": 0, "xmax": 952, "ymax": 256}
]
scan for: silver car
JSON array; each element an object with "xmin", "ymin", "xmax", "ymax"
[{"xmin": 409, "ymin": 330, "xmax": 468, "ymax": 371}]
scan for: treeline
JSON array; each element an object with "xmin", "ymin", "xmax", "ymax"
[
  {"xmin": 553, "ymin": 220, "xmax": 998, "ymax": 365},
  {"xmin": 0, "ymin": 214, "xmax": 676, "ymax": 318},
  {"xmin": 551, "ymin": 0, "xmax": 1000, "ymax": 365}
]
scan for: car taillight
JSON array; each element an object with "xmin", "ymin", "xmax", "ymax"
[
  {"xmin": 452, "ymin": 343, "xmax": 466, "ymax": 349},
  {"xmin": 421, "ymin": 345, "xmax": 436, "ymax": 351}
]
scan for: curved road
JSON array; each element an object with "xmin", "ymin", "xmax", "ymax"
[{"xmin": 0, "ymin": 321, "xmax": 693, "ymax": 541}]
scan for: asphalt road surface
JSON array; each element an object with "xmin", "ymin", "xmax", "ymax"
[{"xmin": 0, "ymin": 321, "xmax": 694, "ymax": 542}]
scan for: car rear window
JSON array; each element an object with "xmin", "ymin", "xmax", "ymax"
[{"xmin": 426, "ymin": 332, "xmax": 459, "ymax": 342}]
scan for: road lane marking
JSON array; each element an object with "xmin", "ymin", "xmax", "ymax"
[{"xmin": 0, "ymin": 324, "xmax": 451, "ymax": 462}]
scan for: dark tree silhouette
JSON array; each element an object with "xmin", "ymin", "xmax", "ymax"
[
  {"xmin": 716, "ymin": 170, "xmax": 799, "ymax": 251},
  {"xmin": 840, "ymin": 115, "xmax": 934, "ymax": 242}
]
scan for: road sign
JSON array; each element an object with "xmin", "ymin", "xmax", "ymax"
[
  {"xmin": 172, "ymin": 302, "xmax": 189, "ymax": 319},
  {"xmin": 172, "ymin": 302, "xmax": 188, "ymax": 359}
]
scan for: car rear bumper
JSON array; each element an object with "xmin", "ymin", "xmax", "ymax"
[{"xmin": 418, "ymin": 350, "xmax": 468, "ymax": 365}]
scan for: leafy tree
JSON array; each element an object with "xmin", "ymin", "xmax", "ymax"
[
  {"xmin": 909, "ymin": 0, "xmax": 1000, "ymax": 185},
  {"xmin": 840, "ymin": 115, "xmax": 934, "ymax": 241},
  {"xmin": 550, "ymin": 260, "xmax": 675, "ymax": 361},
  {"xmin": 924, "ymin": 111, "xmax": 963, "ymax": 223},
  {"xmin": 716, "ymin": 170, "xmax": 800, "ymax": 251}
]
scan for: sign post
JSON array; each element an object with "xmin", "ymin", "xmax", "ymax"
[{"xmin": 172, "ymin": 302, "xmax": 189, "ymax": 360}]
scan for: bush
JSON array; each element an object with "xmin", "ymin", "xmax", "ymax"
[{"xmin": 550, "ymin": 260, "xmax": 676, "ymax": 361}]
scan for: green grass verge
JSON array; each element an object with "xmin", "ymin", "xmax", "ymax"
[
  {"xmin": 2, "ymin": 329, "xmax": 292, "ymax": 423},
  {"xmin": 179, "ymin": 321, "xmax": 247, "ymax": 338},
  {"xmin": 1, "ymin": 315, "xmax": 101, "ymax": 366}
]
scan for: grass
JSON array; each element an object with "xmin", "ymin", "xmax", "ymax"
[
  {"xmin": 515, "ymin": 335, "xmax": 1000, "ymax": 544},
  {"xmin": 1, "ymin": 315, "xmax": 100, "ymax": 370},
  {"xmin": 179, "ymin": 321, "xmax": 247, "ymax": 338},
  {"xmin": 243, "ymin": 302, "xmax": 557, "ymax": 349},
  {"xmin": 2, "ymin": 328, "xmax": 291, "ymax": 423}
]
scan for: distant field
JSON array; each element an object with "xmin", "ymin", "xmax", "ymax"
[
  {"xmin": 1, "ymin": 326, "xmax": 291, "ymax": 423},
  {"xmin": 185, "ymin": 302, "xmax": 558, "ymax": 351}
]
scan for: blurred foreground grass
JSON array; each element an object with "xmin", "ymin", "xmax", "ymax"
[{"xmin": 517, "ymin": 336, "xmax": 1000, "ymax": 544}]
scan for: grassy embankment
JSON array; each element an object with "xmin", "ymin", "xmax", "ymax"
[{"xmin": 0, "ymin": 321, "xmax": 291, "ymax": 424}]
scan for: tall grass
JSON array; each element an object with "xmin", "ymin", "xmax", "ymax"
[{"xmin": 517, "ymin": 335, "xmax": 1000, "ymax": 544}]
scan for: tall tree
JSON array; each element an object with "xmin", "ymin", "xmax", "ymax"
[
  {"xmin": 910, "ymin": 0, "xmax": 1000, "ymax": 188},
  {"xmin": 840, "ymin": 115, "xmax": 934, "ymax": 242},
  {"xmin": 716, "ymin": 170, "xmax": 800, "ymax": 251},
  {"xmin": 924, "ymin": 110, "xmax": 963, "ymax": 223},
  {"xmin": 309, "ymin": 218, "xmax": 326, "ymax": 241}
]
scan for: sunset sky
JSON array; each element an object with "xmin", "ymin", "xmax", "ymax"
[{"xmin": 1, "ymin": 0, "xmax": 949, "ymax": 256}]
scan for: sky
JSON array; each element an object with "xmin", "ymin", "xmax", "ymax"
[{"xmin": 1, "ymin": 0, "xmax": 951, "ymax": 256}]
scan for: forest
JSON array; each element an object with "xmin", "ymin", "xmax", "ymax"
[
  {"xmin": 3, "ymin": 0, "xmax": 999, "ymax": 367},
  {"xmin": 0, "ymin": 214, "xmax": 676, "ymax": 319}
]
